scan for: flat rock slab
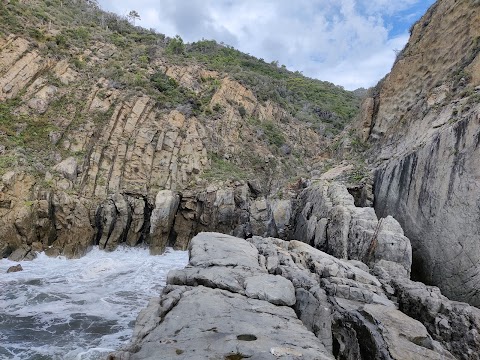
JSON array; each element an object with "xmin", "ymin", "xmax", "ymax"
[
  {"xmin": 127, "ymin": 286, "xmax": 333, "ymax": 360},
  {"xmin": 245, "ymin": 274, "xmax": 296, "ymax": 306},
  {"xmin": 189, "ymin": 232, "xmax": 262, "ymax": 270}
]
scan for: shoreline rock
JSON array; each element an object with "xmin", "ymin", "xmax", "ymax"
[{"xmin": 109, "ymin": 232, "xmax": 479, "ymax": 360}]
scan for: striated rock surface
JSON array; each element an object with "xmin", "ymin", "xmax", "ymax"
[
  {"xmin": 360, "ymin": 0, "xmax": 480, "ymax": 304},
  {"xmin": 108, "ymin": 232, "xmax": 478, "ymax": 360}
]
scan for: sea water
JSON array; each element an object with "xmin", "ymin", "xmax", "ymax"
[{"xmin": 0, "ymin": 246, "xmax": 189, "ymax": 360}]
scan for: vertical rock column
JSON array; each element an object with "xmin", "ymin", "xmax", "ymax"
[{"xmin": 149, "ymin": 190, "xmax": 180, "ymax": 255}]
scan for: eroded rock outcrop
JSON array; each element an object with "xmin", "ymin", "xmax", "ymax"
[
  {"xmin": 291, "ymin": 181, "xmax": 412, "ymax": 275},
  {"xmin": 109, "ymin": 232, "xmax": 478, "ymax": 360}
]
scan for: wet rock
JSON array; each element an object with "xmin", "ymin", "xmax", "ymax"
[
  {"xmin": 7, "ymin": 264, "xmax": 23, "ymax": 273},
  {"xmin": 8, "ymin": 245, "xmax": 31, "ymax": 261}
]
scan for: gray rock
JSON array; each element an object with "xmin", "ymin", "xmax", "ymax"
[
  {"xmin": 95, "ymin": 194, "xmax": 129, "ymax": 251},
  {"xmin": 391, "ymin": 277, "xmax": 480, "ymax": 359},
  {"xmin": 125, "ymin": 196, "xmax": 146, "ymax": 247},
  {"xmin": 111, "ymin": 233, "xmax": 461, "ymax": 360},
  {"xmin": 269, "ymin": 199, "xmax": 292, "ymax": 238},
  {"xmin": 167, "ymin": 266, "xmax": 255, "ymax": 294},
  {"xmin": 27, "ymin": 98, "xmax": 47, "ymax": 113},
  {"xmin": 2, "ymin": 171, "xmax": 16, "ymax": 186},
  {"xmin": 250, "ymin": 198, "xmax": 270, "ymax": 236},
  {"xmin": 244, "ymin": 274, "xmax": 296, "ymax": 306},
  {"xmin": 295, "ymin": 287, "xmax": 332, "ymax": 351},
  {"xmin": 189, "ymin": 232, "xmax": 262, "ymax": 270},
  {"xmin": 8, "ymin": 245, "xmax": 31, "ymax": 262},
  {"xmin": 362, "ymin": 0, "xmax": 480, "ymax": 306},
  {"xmin": 291, "ymin": 181, "xmax": 412, "ymax": 273},
  {"xmin": 361, "ymin": 304, "xmax": 455, "ymax": 360},
  {"xmin": 111, "ymin": 286, "xmax": 333, "ymax": 360}
]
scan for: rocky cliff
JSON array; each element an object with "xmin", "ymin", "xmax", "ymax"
[
  {"xmin": 0, "ymin": 0, "xmax": 360, "ymax": 260},
  {"xmin": 360, "ymin": 0, "xmax": 480, "ymax": 305}
]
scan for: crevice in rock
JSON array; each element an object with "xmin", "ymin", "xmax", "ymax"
[{"xmin": 140, "ymin": 194, "xmax": 153, "ymax": 245}]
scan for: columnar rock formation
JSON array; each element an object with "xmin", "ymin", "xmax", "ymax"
[
  {"xmin": 110, "ymin": 232, "xmax": 480, "ymax": 360},
  {"xmin": 360, "ymin": 0, "xmax": 480, "ymax": 305},
  {"xmin": 0, "ymin": 32, "xmax": 324, "ymax": 260}
]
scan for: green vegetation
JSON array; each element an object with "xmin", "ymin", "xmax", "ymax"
[
  {"xmin": 0, "ymin": 155, "xmax": 16, "ymax": 176},
  {"xmin": 184, "ymin": 40, "xmax": 360, "ymax": 135},
  {"xmin": 0, "ymin": 0, "xmax": 359, "ymax": 133},
  {"xmin": 348, "ymin": 163, "xmax": 370, "ymax": 183},
  {"xmin": 166, "ymin": 35, "xmax": 185, "ymax": 55},
  {"xmin": 202, "ymin": 153, "xmax": 248, "ymax": 181},
  {"xmin": 0, "ymin": 100, "xmax": 58, "ymax": 152},
  {"xmin": 260, "ymin": 121, "xmax": 286, "ymax": 148},
  {"xmin": 149, "ymin": 71, "xmax": 196, "ymax": 107}
]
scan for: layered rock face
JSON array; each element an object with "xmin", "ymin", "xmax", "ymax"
[
  {"xmin": 361, "ymin": 0, "xmax": 480, "ymax": 304},
  {"xmin": 110, "ymin": 232, "xmax": 480, "ymax": 360},
  {"xmin": 0, "ymin": 32, "xmax": 322, "ymax": 259}
]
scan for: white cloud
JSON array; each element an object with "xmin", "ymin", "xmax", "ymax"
[{"xmin": 97, "ymin": 0, "xmax": 425, "ymax": 90}]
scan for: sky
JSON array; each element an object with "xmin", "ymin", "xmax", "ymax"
[{"xmin": 97, "ymin": 0, "xmax": 436, "ymax": 90}]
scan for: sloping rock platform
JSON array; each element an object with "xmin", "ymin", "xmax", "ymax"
[{"xmin": 110, "ymin": 232, "xmax": 480, "ymax": 360}]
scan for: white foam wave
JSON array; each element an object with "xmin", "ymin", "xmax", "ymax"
[{"xmin": 0, "ymin": 246, "xmax": 188, "ymax": 360}]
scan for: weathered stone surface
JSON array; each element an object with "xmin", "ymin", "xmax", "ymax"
[
  {"xmin": 361, "ymin": 304, "xmax": 455, "ymax": 360},
  {"xmin": 294, "ymin": 287, "xmax": 333, "ymax": 351},
  {"xmin": 53, "ymin": 157, "xmax": 78, "ymax": 182},
  {"xmin": 291, "ymin": 181, "xmax": 412, "ymax": 274},
  {"xmin": 390, "ymin": 277, "xmax": 480, "ymax": 360},
  {"xmin": 112, "ymin": 233, "xmax": 460, "ymax": 359},
  {"xmin": 360, "ymin": 0, "xmax": 480, "ymax": 305},
  {"xmin": 112, "ymin": 286, "xmax": 333, "ymax": 360},
  {"xmin": 167, "ymin": 267, "xmax": 255, "ymax": 294},
  {"xmin": 8, "ymin": 245, "xmax": 31, "ymax": 261},
  {"xmin": 49, "ymin": 192, "xmax": 94, "ymax": 258},
  {"xmin": 188, "ymin": 232, "xmax": 261, "ymax": 270}
]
